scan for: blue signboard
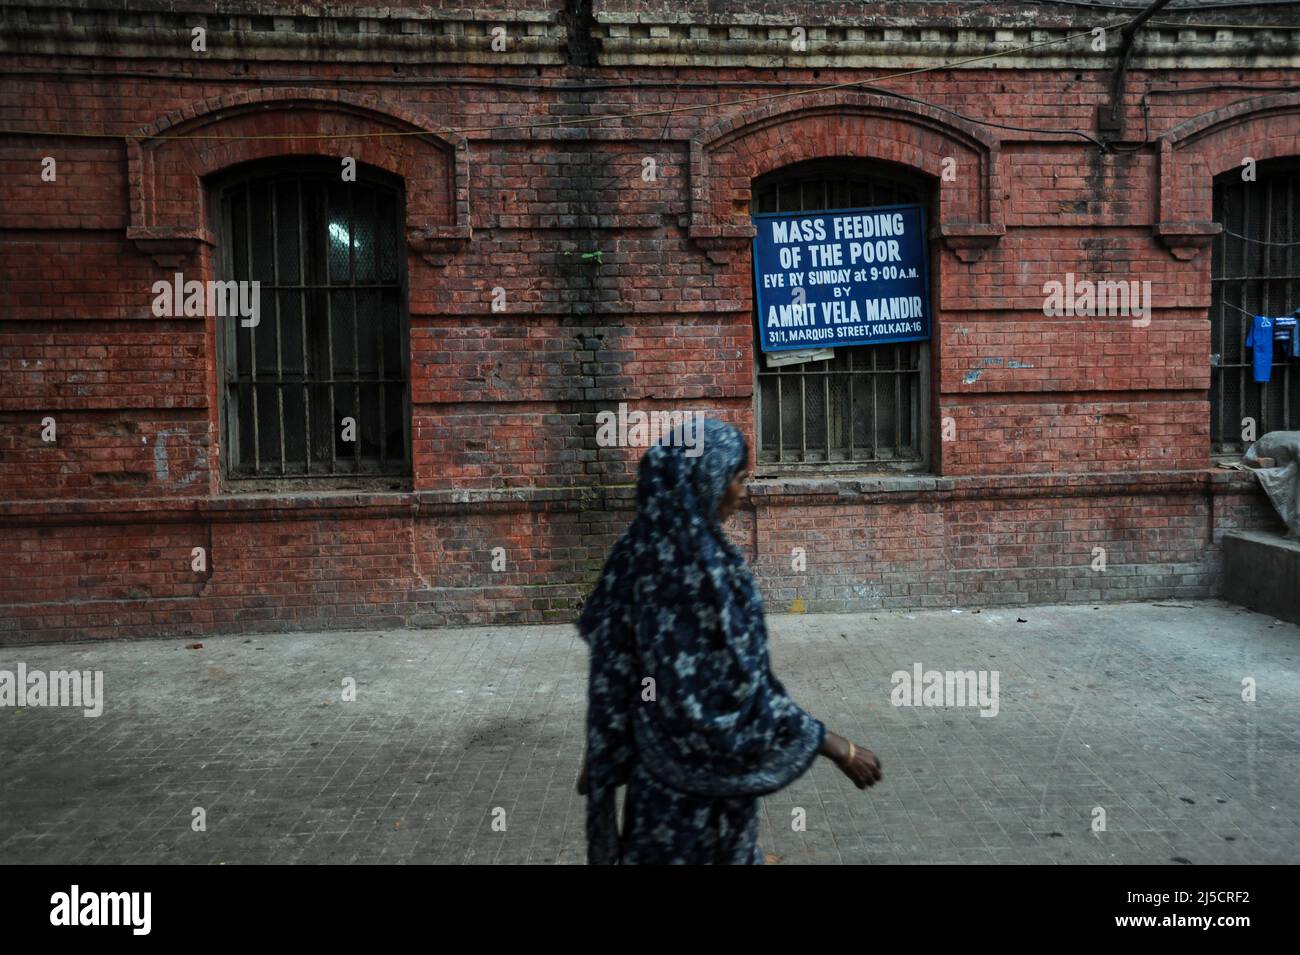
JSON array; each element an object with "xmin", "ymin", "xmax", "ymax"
[{"xmin": 752, "ymin": 204, "xmax": 931, "ymax": 352}]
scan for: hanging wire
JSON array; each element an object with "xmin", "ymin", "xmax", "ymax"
[
  {"xmin": 1219, "ymin": 301, "xmax": 1300, "ymax": 317},
  {"xmin": 0, "ymin": 16, "xmax": 1140, "ymax": 146},
  {"xmin": 1220, "ymin": 228, "xmax": 1300, "ymax": 246}
]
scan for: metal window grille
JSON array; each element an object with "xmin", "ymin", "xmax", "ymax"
[
  {"xmin": 751, "ymin": 160, "xmax": 931, "ymax": 469},
  {"xmin": 217, "ymin": 163, "xmax": 410, "ymax": 479},
  {"xmin": 1211, "ymin": 159, "xmax": 1300, "ymax": 454}
]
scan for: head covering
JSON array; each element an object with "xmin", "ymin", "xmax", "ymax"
[{"xmin": 577, "ymin": 418, "xmax": 824, "ymax": 863}]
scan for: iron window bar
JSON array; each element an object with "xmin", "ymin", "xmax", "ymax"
[
  {"xmin": 1210, "ymin": 160, "xmax": 1300, "ymax": 454},
  {"xmin": 752, "ymin": 160, "xmax": 929, "ymax": 468},
  {"xmin": 218, "ymin": 164, "xmax": 411, "ymax": 479}
]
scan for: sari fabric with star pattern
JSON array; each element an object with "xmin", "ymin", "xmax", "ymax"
[{"xmin": 577, "ymin": 418, "xmax": 825, "ymax": 864}]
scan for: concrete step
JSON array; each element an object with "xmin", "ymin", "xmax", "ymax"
[{"xmin": 1222, "ymin": 530, "xmax": 1300, "ymax": 626}]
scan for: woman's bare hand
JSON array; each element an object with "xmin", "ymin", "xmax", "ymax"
[
  {"xmin": 837, "ymin": 741, "xmax": 882, "ymax": 790},
  {"xmin": 822, "ymin": 730, "xmax": 883, "ymax": 790}
]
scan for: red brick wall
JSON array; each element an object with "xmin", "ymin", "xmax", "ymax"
[{"xmin": 0, "ymin": 1, "xmax": 1295, "ymax": 642}]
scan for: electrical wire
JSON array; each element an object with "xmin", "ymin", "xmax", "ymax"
[
  {"xmin": 1107, "ymin": 80, "xmax": 1299, "ymax": 153},
  {"xmin": 1219, "ymin": 301, "xmax": 1300, "ymax": 316},
  {"xmin": 1, "ymin": 11, "xmax": 1287, "ymax": 150},
  {"xmin": 1221, "ymin": 228, "xmax": 1300, "ymax": 245},
  {"xmin": 0, "ymin": 17, "xmax": 1138, "ymax": 146},
  {"xmin": 1023, "ymin": 0, "xmax": 1300, "ymax": 11},
  {"xmin": 1149, "ymin": 16, "xmax": 1300, "ymax": 25}
]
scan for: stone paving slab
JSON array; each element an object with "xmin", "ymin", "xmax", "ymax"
[{"xmin": 1, "ymin": 600, "xmax": 1297, "ymax": 864}]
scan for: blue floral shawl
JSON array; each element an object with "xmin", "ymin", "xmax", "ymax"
[{"xmin": 576, "ymin": 419, "xmax": 825, "ymax": 863}]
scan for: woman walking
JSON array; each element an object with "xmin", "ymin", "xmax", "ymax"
[{"xmin": 576, "ymin": 418, "xmax": 881, "ymax": 864}]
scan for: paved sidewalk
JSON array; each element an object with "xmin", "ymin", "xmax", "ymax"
[{"xmin": 1, "ymin": 601, "xmax": 1297, "ymax": 864}]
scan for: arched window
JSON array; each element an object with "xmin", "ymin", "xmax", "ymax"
[
  {"xmin": 213, "ymin": 160, "xmax": 410, "ymax": 482},
  {"xmin": 1211, "ymin": 158, "xmax": 1300, "ymax": 454},
  {"xmin": 751, "ymin": 159, "xmax": 933, "ymax": 470}
]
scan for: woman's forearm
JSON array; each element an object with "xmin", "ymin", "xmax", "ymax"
[{"xmin": 820, "ymin": 729, "xmax": 849, "ymax": 764}]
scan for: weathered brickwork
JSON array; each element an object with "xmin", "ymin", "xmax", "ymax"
[{"xmin": 1, "ymin": 1, "xmax": 1297, "ymax": 641}]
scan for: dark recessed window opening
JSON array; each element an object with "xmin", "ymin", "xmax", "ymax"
[
  {"xmin": 1211, "ymin": 158, "xmax": 1300, "ymax": 454},
  {"xmin": 751, "ymin": 159, "xmax": 933, "ymax": 470},
  {"xmin": 215, "ymin": 161, "xmax": 411, "ymax": 481}
]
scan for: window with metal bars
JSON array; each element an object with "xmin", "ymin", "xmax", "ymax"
[
  {"xmin": 1211, "ymin": 158, "xmax": 1300, "ymax": 455},
  {"xmin": 214, "ymin": 161, "xmax": 411, "ymax": 482},
  {"xmin": 751, "ymin": 159, "xmax": 933, "ymax": 470}
]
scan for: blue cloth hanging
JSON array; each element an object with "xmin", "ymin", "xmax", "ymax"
[{"xmin": 1247, "ymin": 315, "xmax": 1276, "ymax": 382}]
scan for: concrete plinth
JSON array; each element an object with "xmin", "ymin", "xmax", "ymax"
[{"xmin": 1222, "ymin": 530, "xmax": 1300, "ymax": 625}]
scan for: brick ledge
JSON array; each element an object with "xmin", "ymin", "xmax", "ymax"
[{"xmin": 0, "ymin": 468, "xmax": 1263, "ymax": 524}]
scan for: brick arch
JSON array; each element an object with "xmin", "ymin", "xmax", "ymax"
[
  {"xmin": 126, "ymin": 87, "xmax": 471, "ymax": 268},
  {"xmin": 1156, "ymin": 92, "xmax": 1300, "ymax": 260},
  {"xmin": 688, "ymin": 90, "xmax": 1004, "ymax": 264}
]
